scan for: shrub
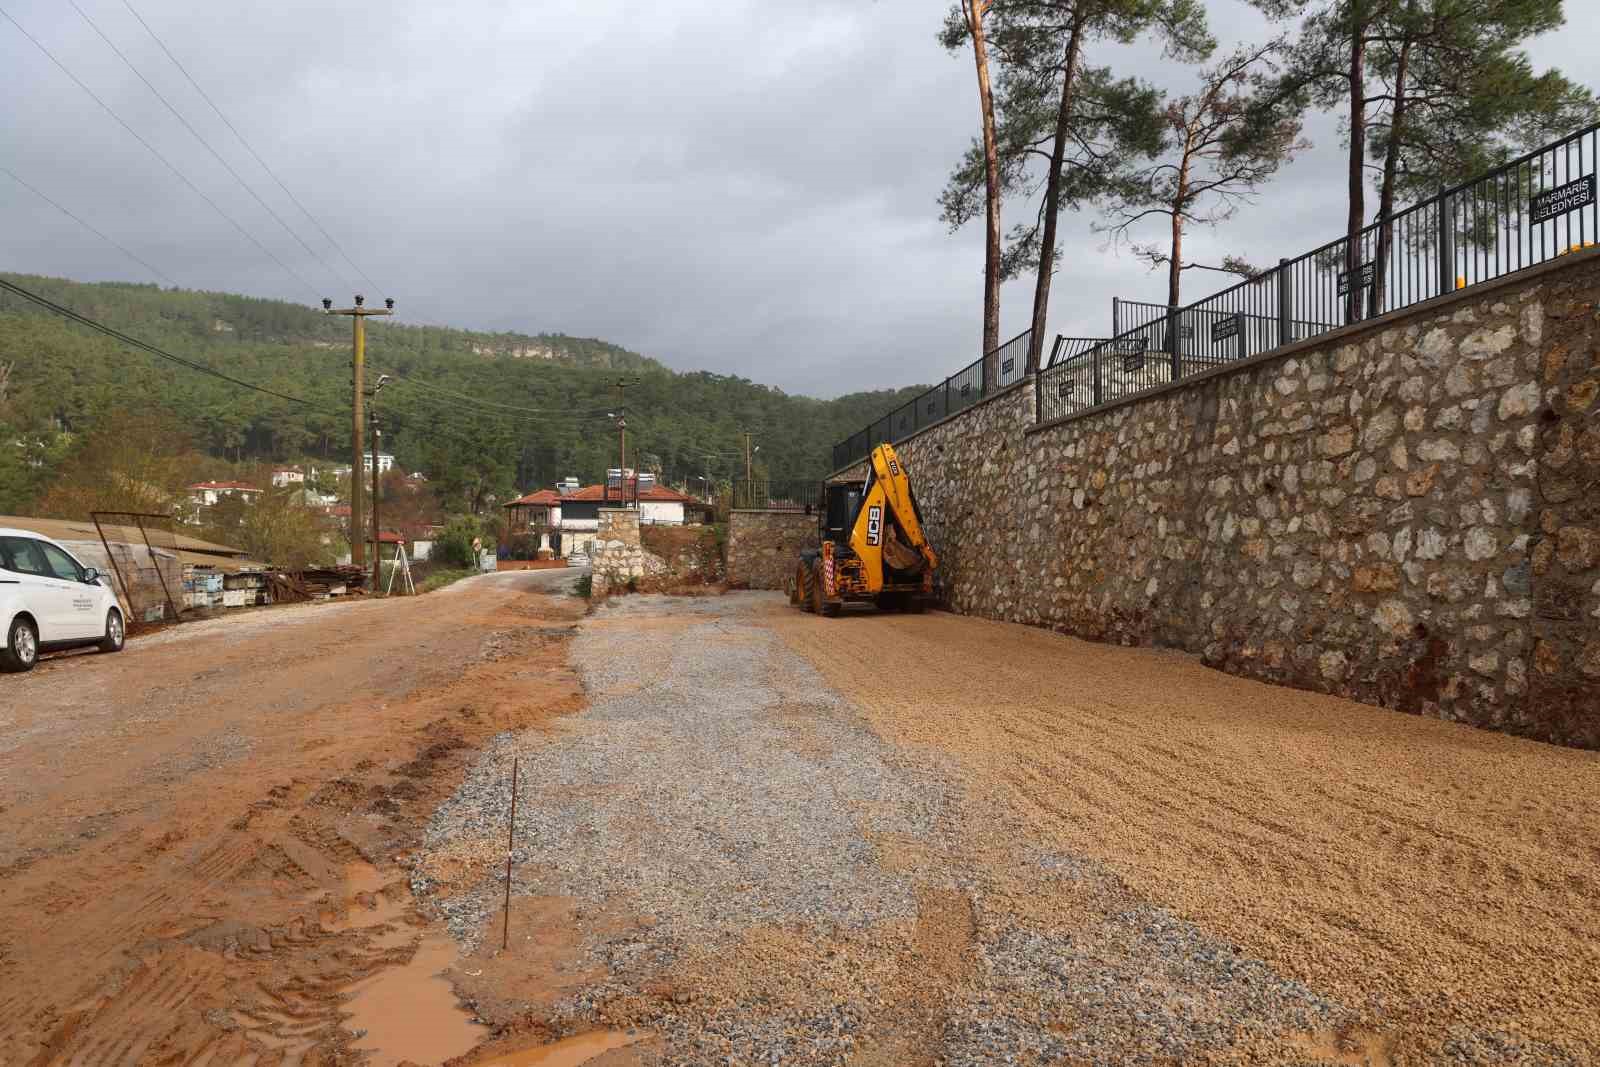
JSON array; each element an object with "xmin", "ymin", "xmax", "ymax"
[{"xmin": 433, "ymin": 515, "xmax": 481, "ymax": 569}]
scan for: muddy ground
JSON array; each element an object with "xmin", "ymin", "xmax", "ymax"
[
  {"xmin": 2, "ymin": 580, "xmax": 1596, "ymax": 1066},
  {"xmin": 0, "ymin": 569, "xmax": 586, "ymax": 1066}
]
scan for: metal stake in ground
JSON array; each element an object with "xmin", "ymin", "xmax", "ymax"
[{"xmin": 503, "ymin": 755, "xmax": 519, "ymax": 951}]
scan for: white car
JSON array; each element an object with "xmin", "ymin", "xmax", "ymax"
[{"xmin": 0, "ymin": 528, "xmax": 125, "ymax": 672}]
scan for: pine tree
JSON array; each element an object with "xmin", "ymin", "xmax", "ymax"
[
  {"xmin": 1100, "ymin": 40, "xmax": 1305, "ymax": 309},
  {"xmin": 939, "ymin": 0, "xmax": 1214, "ymax": 373}
]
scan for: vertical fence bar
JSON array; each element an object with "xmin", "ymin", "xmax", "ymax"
[
  {"xmin": 1277, "ymin": 257, "xmax": 1291, "ymax": 346},
  {"xmin": 1166, "ymin": 305, "xmax": 1180, "ymax": 383}
]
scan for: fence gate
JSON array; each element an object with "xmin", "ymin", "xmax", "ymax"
[{"xmin": 90, "ymin": 512, "xmax": 182, "ymax": 627}]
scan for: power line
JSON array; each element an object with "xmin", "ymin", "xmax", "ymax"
[
  {"xmin": 115, "ymin": 0, "xmax": 372, "ymax": 296},
  {"xmin": 0, "ymin": 2, "xmax": 322, "ymax": 300},
  {"xmin": 1, "ymin": 166, "xmax": 179, "ymax": 287},
  {"xmin": 66, "ymin": 0, "xmax": 346, "ymax": 295},
  {"xmin": 0, "ymin": 275, "xmax": 322, "ymax": 407}
]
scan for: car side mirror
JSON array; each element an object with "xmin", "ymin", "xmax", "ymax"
[{"xmin": 82, "ymin": 567, "xmax": 101, "ymax": 585}]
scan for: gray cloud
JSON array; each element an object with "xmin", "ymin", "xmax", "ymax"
[{"xmin": 1, "ymin": 0, "xmax": 1593, "ymax": 396}]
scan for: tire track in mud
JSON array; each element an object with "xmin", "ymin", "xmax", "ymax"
[{"xmin": 0, "ymin": 576, "xmax": 586, "ymax": 1066}]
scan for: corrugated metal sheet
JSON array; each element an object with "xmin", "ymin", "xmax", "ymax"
[{"xmin": 0, "ymin": 514, "xmax": 246, "ymax": 557}]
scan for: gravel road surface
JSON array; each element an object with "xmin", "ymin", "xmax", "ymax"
[{"xmin": 413, "ymin": 592, "xmax": 1600, "ymax": 1065}]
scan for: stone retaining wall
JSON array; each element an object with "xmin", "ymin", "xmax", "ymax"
[
  {"xmin": 835, "ymin": 251, "xmax": 1600, "ymax": 748},
  {"xmin": 727, "ymin": 510, "xmax": 819, "ymax": 590}
]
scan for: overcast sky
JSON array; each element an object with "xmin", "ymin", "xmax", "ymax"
[{"xmin": 1, "ymin": 0, "xmax": 1592, "ymax": 397}]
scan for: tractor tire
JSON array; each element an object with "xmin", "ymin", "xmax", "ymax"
[
  {"xmin": 788, "ymin": 566, "xmax": 802, "ymax": 607},
  {"xmin": 811, "ymin": 561, "xmax": 841, "ymax": 617},
  {"xmin": 795, "ymin": 562, "xmax": 814, "ymax": 612},
  {"xmin": 875, "ymin": 592, "xmax": 903, "ymax": 613}
]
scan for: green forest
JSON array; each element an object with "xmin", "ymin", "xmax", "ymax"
[{"xmin": 0, "ymin": 273, "xmax": 926, "ymax": 515}]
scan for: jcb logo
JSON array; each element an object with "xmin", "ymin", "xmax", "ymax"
[
  {"xmin": 866, "ymin": 505, "xmax": 882, "ymax": 546},
  {"xmin": 888, "ymin": 459, "xmax": 900, "ymax": 476}
]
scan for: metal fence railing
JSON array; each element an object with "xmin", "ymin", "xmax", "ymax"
[
  {"xmin": 1039, "ymin": 121, "xmax": 1600, "ymax": 424},
  {"xmin": 832, "ymin": 327, "xmax": 1032, "ymax": 471},
  {"xmin": 732, "ymin": 478, "xmax": 821, "ymax": 512}
]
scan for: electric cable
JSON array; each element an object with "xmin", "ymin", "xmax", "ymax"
[
  {"xmin": 1, "ymin": 166, "xmax": 179, "ymax": 287},
  {"xmin": 119, "ymin": 0, "xmax": 377, "ymax": 297},
  {"xmin": 67, "ymin": 0, "xmax": 346, "ymax": 295},
  {"xmin": 0, "ymin": 3, "xmax": 322, "ymax": 300},
  {"xmin": 0, "ymin": 275, "xmax": 322, "ymax": 407}
]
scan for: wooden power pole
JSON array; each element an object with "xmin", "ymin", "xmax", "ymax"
[{"xmin": 324, "ymin": 295, "xmax": 392, "ymax": 570}]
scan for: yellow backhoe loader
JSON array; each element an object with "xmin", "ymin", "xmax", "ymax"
[{"xmin": 791, "ymin": 443, "xmax": 938, "ymax": 616}]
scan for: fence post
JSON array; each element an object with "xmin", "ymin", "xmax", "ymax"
[
  {"xmin": 1166, "ymin": 305, "xmax": 1180, "ymax": 383},
  {"xmin": 1276, "ymin": 257, "xmax": 1292, "ymax": 347},
  {"xmin": 1436, "ymin": 185, "xmax": 1454, "ymax": 295},
  {"xmin": 1093, "ymin": 345, "xmax": 1103, "ymax": 407},
  {"xmin": 1112, "ymin": 296, "xmax": 1121, "ymax": 337},
  {"xmin": 945, "ymin": 376, "xmax": 951, "ymax": 417}
]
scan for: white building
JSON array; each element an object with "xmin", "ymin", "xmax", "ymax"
[
  {"xmin": 365, "ymin": 452, "xmax": 396, "ymax": 474},
  {"xmin": 189, "ymin": 481, "xmax": 263, "ymax": 507},
  {"xmin": 271, "ymin": 466, "xmax": 306, "ymax": 488}
]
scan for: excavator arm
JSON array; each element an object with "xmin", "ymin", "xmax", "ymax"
[{"xmin": 847, "ymin": 443, "xmax": 939, "ymax": 593}]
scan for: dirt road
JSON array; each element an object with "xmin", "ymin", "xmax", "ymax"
[
  {"xmin": 3, "ymin": 581, "xmax": 1595, "ymax": 1065},
  {"xmin": 0, "ymin": 569, "xmax": 586, "ymax": 1065}
]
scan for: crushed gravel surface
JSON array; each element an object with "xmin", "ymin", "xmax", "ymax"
[{"xmin": 418, "ymin": 593, "xmax": 1504, "ymax": 1065}]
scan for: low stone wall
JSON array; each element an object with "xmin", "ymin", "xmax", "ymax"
[
  {"xmin": 640, "ymin": 524, "xmax": 724, "ymax": 585},
  {"xmin": 835, "ymin": 251, "xmax": 1600, "ymax": 748},
  {"xmin": 726, "ymin": 510, "xmax": 819, "ymax": 590}
]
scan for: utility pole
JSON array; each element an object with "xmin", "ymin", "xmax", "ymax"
[
  {"xmin": 743, "ymin": 432, "xmax": 754, "ymax": 483},
  {"xmin": 608, "ymin": 376, "xmax": 639, "ymax": 507},
  {"xmin": 617, "ymin": 412, "xmax": 628, "ymax": 507},
  {"xmin": 370, "ymin": 413, "xmax": 382, "ymax": 592},
  {"xmin": 366, "ymin": 374, "xmax": 391, "ymax": 593},
  {"xmin": 323, "ymin": 294, "xmax": 393, "ymax": 571}
]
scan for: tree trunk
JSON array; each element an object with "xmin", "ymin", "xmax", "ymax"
[
  {"xmin": 1168, "ymin": 151, "xmax": 1192, "ymax": 309},
  {"xmin": 1370, "ymin": 37, "xmax": 1411, "ymax": 318},
  {"xmin": 1344, "ymin": 5, "xmax": 1368, "ymax": 325},
  {"xmin": 968, "ymin": 0, "xmax": 1004, "ymax": 391},
  {"xmin": 1026, "ymin": 17, "xmax": 1085, "ymax": 374}
]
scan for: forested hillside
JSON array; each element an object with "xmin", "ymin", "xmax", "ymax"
[{"xmin": 0, "ymin": 274, "xmax": 925, "ymax": 513}]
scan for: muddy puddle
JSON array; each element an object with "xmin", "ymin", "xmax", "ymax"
[
  {"xmin": 346, "ymin": 934, "xmax": 486, "ymax": 1065},
  {"xmin": 475, "ymin": 1030, "xmax": 649, "ymax": 1066},
  {"xmin": 332, "ymin": 864, "xmax": 487, "ymax": 1066}
]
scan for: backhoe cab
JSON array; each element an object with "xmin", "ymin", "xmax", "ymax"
[{"xmin": 792, "ymin": 443, "xmax": 938, "ymax": 616}]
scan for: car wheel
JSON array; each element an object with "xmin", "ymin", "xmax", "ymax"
[
  {"xmin": 2, "ymin": 616, "xmax": 38, "ymax": 673},
  {"xmin": 99, "ymin": 609, "xmax": 125, "ymax": 654}
]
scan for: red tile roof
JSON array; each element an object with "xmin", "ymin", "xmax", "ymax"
[
  {"xmin": 559, "ymin": 482, "xmax": 696, "ymax": 503},
  {"xmin": 504, "ymin": 489, "xmax": 561, "ymax": 507},
  {"xmin": 190, "ymin": 481, "xmax": 261, "ymax": 492}
]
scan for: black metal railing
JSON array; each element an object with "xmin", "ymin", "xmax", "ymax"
[
  {"xmin": 1038, "ymin": 121, "xmax": 1600, "ymax": 424},
  {"xmin": 831, "ymin": 327, "xmax": 1032, "ymax": 471},
  {"xmin": 732, "ymin": 478, "xmax": 821, "ymax": 512}
]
